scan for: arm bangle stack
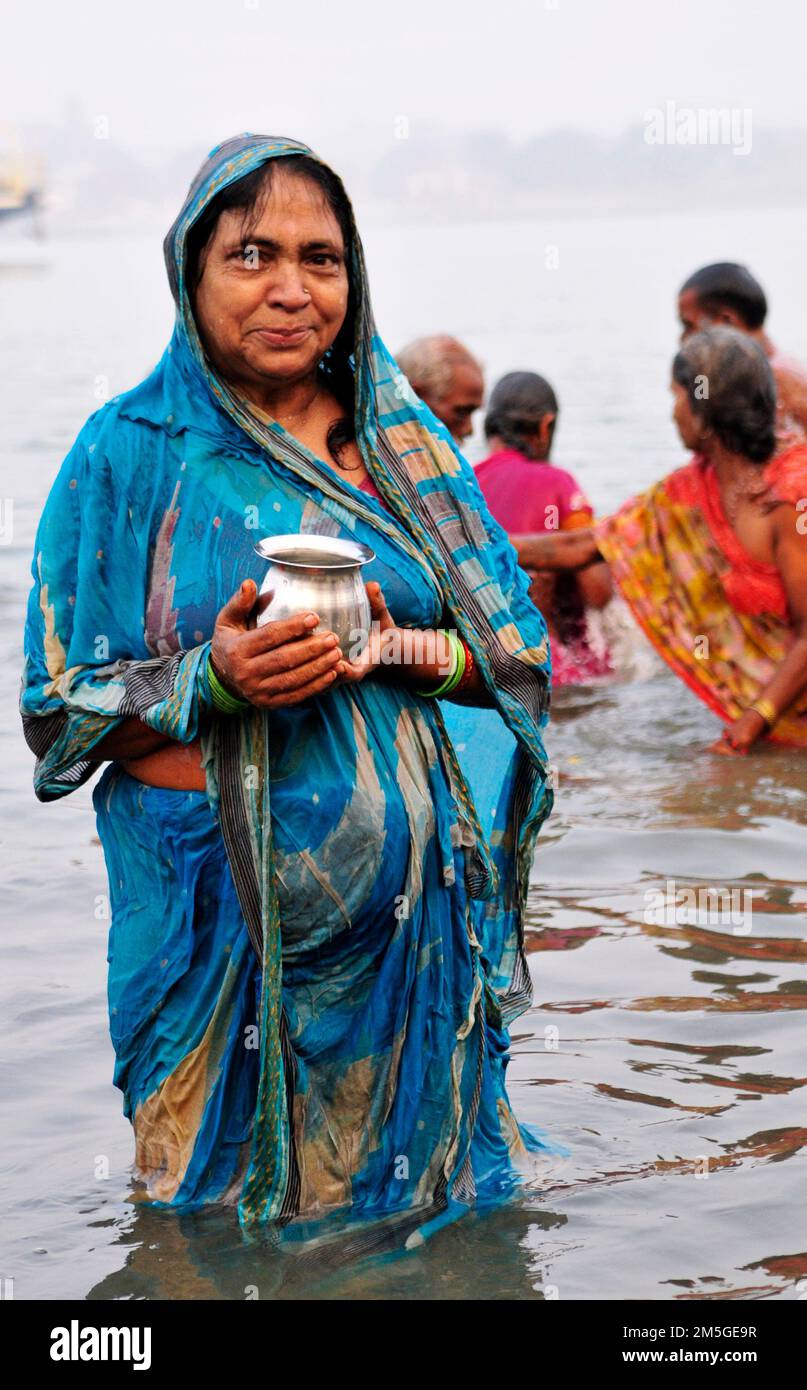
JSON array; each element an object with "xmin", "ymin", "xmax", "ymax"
[
  {"xmin": 415, "ymin": 630, "xmax": 466, "ymax": 698},
  {"xmin": 207, "ymin": 655, "xmax": 250, "ymax": 714},
  {"xmin": 452, "ymin": 637, "xmax": 475, "ymax": 695}
]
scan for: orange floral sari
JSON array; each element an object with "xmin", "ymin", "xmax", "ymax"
[{"xmin": 594, "ymin": 445, "xmax": 807, "ymax": 746}]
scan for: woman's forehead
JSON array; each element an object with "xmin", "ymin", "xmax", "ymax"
[{"xmin": 211, "ymin": 168, "xmax": 344, "ymax": 246}]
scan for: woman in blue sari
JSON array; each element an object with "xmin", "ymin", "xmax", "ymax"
[{"xmin": 19, "ymin": 134, "xmax": 563, "ymax": 1244}]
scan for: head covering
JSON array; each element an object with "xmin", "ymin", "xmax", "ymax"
[
  {"xmin": 161, "ymin": 133, "xmax": 550, "ymax": 728},
  {"xmin": 22, "ymin": 133, "xmax": 554, "ymax": 1230},
  {"xmin": 164, "ymin": 133, "xmax": 554, "ymax": 1225}
]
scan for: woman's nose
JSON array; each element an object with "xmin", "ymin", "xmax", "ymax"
[{"xmin": 265, "ymin": 262, "xmax": 311, "ymax": 310}]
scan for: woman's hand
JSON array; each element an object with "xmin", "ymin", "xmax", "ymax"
[
  {"xmin": 710, "ymin": 709, "xmax": 768, "ymax": 756},
  {"xmin": 334, "ymin": 582, "xmax": 396, "ymax": 686},
  {"xmin": 210, "ymin": 579, "xmax": 346, "ymax": 707},
  {"xmin": 332, "ymin": 581, "xmax": 495, "ymax": 706}
]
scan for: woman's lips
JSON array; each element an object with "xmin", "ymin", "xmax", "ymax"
[{"xmin": 253, "ymin": 326, "xmax": 312, "ymax": 347}]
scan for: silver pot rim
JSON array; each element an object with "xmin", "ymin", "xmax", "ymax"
[{"xmin": 253, "ymin": 533, "xmax": 376, "ymax": 570}]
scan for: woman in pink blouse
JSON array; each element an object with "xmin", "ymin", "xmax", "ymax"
[{"xmin": 474, "ymin": 372, "xmax": 613, "ymax": 684}]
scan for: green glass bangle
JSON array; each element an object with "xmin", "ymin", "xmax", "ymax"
[
  {"xmin": 444, "ymin": 631, "xmax": 467, "ymax": 694},
  {"xmin": 207, "ymin": 655, "xmax": 250, "ymax": 714},
  {"xmin": 414, "ymin": 629, "xmax": 466, "ymax": 698}
]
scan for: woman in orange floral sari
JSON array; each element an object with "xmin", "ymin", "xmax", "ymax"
[{"xmin": 511, "ymin": 327, "xmax": 807, "ymax": 754}]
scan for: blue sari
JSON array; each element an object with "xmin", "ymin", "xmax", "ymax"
[{"xmin": 19, "ymin": 134, "xmax": 566, "ymax": 1243}]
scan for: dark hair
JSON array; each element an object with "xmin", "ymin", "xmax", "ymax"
[
  {"xmin": 484, "ymin": 370, "xmax": 559, "ymax": 458},
  {"xmin": 672, "ymin": 326, "xmax": 776, "ymax": 463},
  {"xmin": 680, "ymin": 262, "xmax": 768, "ymax": 331},
  {"xmin": 185, "ymin": 154, "xmax": 358, "ymax": 464}
]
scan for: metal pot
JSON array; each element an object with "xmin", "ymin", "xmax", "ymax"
[{"xmin": 253, "ymin": 533, "xmax": 376, "ymax": 658}]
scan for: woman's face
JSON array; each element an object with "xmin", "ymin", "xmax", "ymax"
[
  {"xmin": 670, "ymin": 377, "xmax": 707, "ymax": 452},
  {"xmin": 192, "ymin": 167, "xmax": 350, "ymax": 396}
]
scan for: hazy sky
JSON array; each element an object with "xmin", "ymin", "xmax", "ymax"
[{"xmin": 4, "ymin": 0, "xmax": 806, "ymax": 159}]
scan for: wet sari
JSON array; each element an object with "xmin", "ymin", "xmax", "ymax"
[
  {"xmin": 19, "ymin": 134, "xmax": 566, "ymax": 1243},
  {"xmin": 594, "ymin": 444, "xmax": 807, "ymax": 746},
  {"xmin": 474, "ymin": 448, "xmax": 612, "ymax": 686}
]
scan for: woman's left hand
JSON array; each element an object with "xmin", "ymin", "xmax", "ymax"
[
  {"xmin": 710, "ymin": 709, "xmax": 767, "ymax": 756},
  {"xmin": 334, "ymin": 582, "xmax": 397, "ymax": 685}
]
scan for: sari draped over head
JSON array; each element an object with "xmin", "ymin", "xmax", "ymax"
[
  {"xmin": 19, "ymin": 134, "xmax": 563, "ymax": 1242},
  {"xmin": 594, "ymin": 444, "xmax": 807, "ymax": 746}
]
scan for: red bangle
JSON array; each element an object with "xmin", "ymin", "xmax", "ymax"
[{"xmin": 452, "ymin": 637, "xmax": 475, "ymax": 694}]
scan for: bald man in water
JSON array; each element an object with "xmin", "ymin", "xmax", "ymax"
[
  {"xmin": 396, "ymin": 334, "xmax": 484, "ymax": 443},
  {"xmin": 678, "ymin": 262, "xmax": 807, "ymax": 440}
]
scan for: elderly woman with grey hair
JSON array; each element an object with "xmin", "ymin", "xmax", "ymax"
[{"xmin": 511, "ymin": 327, "xmax": 807, "ymax": 754}]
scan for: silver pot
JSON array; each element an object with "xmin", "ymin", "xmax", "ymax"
[{"xmin": 253, "ymin": 533, "xmax": 376, "ymax": 657}]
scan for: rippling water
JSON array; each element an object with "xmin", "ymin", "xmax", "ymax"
[{"xmin": 2, "ymin": 210, "xmax": 806, "ymax": 1300}]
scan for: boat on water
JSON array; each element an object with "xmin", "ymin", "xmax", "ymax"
[{"xmin": 0, "ymin": 128, "xmax": 48, "ymax": 268}]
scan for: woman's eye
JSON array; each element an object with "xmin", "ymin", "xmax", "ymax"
[{"xmin": 308, "ymin": 254, "xmax": 339, "ymax": 268}]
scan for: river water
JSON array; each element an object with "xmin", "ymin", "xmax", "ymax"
[{"xmin": 2, "ymin": 208, "xmax": 806, "ymax": 1300}]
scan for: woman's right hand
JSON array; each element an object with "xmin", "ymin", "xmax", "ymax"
[{"xmin": 209, "ymin": 579, "xmax": 346, "ymax": 708}]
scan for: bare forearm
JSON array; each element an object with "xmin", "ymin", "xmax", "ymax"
[
  {"xmin": 755, "ymin": 634, "xmax": 807, "ymax": 720},
  {"xmin": 576, "ymin": 561, "xmax": 613, "ymax": 609},
  {"xmin": 378, "ymin": 627, "xmax": 495, "ymax": 707},
  {"xmin": 92, "ymin": 717, "xmax": 175, "ymax": 761},
  {"xmin": 512, "ymin": 528, "xmax": 601, "ymax": 571}
]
